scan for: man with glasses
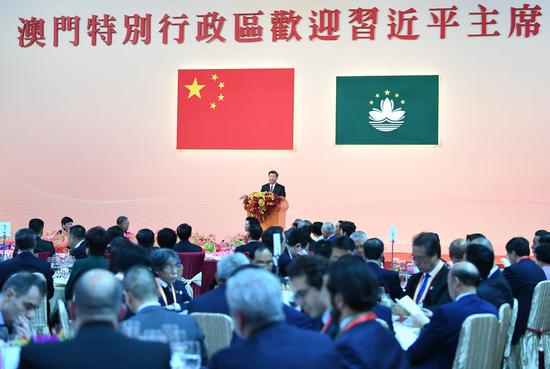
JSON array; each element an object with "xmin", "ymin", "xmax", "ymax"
[
  {"xmin": 151, "ymin": 249, "xmax": 191, "ymax": 312},
  {"xmin": 252, "ymin": 246, "xmax": 275, "ymax": 273}
]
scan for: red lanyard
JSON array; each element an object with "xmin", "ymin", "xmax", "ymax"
[
  {"xmin": 340, "ymin": 313, "xmax": 377, "ymax": 335},
  {"xmin": 321, "ymin": 316, "xmax": 333, "ymax": 334}
]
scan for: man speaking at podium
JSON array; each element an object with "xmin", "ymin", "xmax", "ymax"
[{"xmin": 261, "ymin": 170, "xmax": 286, "ymax": 198}]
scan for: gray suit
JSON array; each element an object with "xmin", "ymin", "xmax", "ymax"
[{"xmin": 125, "ymin": 305, "xmax": 207, "ymax": 361}]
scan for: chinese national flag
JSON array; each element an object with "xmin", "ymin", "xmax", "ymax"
[{"xmin": 177, "ymin": 68, "xmax": 294, "ymax": 149}]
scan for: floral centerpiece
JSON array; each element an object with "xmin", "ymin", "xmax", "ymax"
[
  {"xmin": 240, "ymin": 192, "xmax": 282, "ymax": 222},
  {"xmin": 190, "ymin": 233, "xmax": 247, "ymax": 253}
]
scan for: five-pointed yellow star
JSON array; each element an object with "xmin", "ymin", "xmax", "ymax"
[
  {"xmin": 394, "ymin": 93, "xmax": 400, "ymax": 98},
  {"xmin": 218, "ymin": 82, "xmax": 225, "ymax": 89},
  {"xmin": 185, "ymin": 78, "xmax": 205, "ymax": 99},
  {"xmin": 401, "ymin": 100, "xmax": 406, "ymax": 105},
  {"xmin": 384, "ymin": 89, "xmax": 391, "ymax": 96},
  {"xmin": 369, "ymin": 100, "xmax": 374, "ymax": 105},
  {"xmin": 210, "ymin": 102, "xmax": 217, "ymax": 110},
  {"xmin": 211, "ymin": 74, "xmax": 218, "ymax": 81},
  {"xmin": 375, "ymin": 93, "xmax": 380, "ymax": 98},
  {"xmin": 218, "ymin": 94, "xmax": 225, "ymax": 101}
]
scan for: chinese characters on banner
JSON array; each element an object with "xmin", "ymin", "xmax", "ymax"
[{"xmin": 17, "ymin": 5, "xmax": 543, "ymax": 48}]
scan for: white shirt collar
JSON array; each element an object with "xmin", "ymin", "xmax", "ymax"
[
  {"xmin": 158, "ymin": 279, "xmax": 169, "ymax": 288},
  {"xmin": 456, "ymin": 292, "xmax": 476, "ymax": 301},
  {"xmin": 75, "ymin": 240, "xmax": 84, "ymax": 249},
  {"xmin": 488, "ymin": 265, "xmax": 499, "ymax": 278},
  {"xmin": 427, "ymin": 260, "xmax": 445, "ymax": 278},
  {"xmin": 339, "ymin": 315, "xmax": 355, "ymax": 331},
  {"xmin": 322, "ymin": 309, "xmax": 331, "ymax": 325},
  {"xmin": 137, "ymin": 301, "xmax": 161, "ymax": 313}
]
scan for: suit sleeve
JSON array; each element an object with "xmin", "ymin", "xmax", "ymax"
[
  {"xmin": 48, "ymin": 241, "xmax": 56, "ymax": 257},
  {"xmin": 502, "ymin": 267, "xmax": 518, "ymax": 294},
  {"xmin": 407, "ymin": 308, "xmax": 447, "ymax": 365},
  {"xmin": 281, "ymin": 185, "xmax": 286, "ymax": 198},
  {"xmin": 46, "ymin": 266, "xmax": 54, "ymax": 300}
]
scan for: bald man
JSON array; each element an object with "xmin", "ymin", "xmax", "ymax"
[
  {"xmin": 448, "ymin": 238, "xmax": 467, "ymax": 264},
  {"xmin": 19, "ymin": 270, "xmax": 171, "ymax": 369},
  {"xmin": 407, "ymin": 262, "xmax": 498, "ymax": 369}
]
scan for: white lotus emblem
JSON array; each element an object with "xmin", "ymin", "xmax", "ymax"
[{"xmin": 369, "ymin": 97, "xmax": 406, "ymax": 132}]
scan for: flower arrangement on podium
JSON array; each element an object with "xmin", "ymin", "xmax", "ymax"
[{"xmin": 240, "ymin": 191, "xmax": 282, "ymax": 222}]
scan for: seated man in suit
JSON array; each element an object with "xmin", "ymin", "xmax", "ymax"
[
  {"xmin": 252, "ymin": 246, "xmax": 275, "ymax": 273},
  {"xmin": 260, "ymin": 170, "xmax": 286, "ymax": 198},
  {"xmin": 326, "ymin": 257, "xmax": 409, "ymax": 369},
  {"xmin": 68, "ymin": 225, "xmax": 87, "ymax": 260},
  {"xmin": 0, "ymin": 272, "xmax": 46, "ymax": 341},
  {"xmin": 28, "ymin": 218, "xmax": 56, "ymax": 257},
  {"xmin": 448, "ymin": 238, "xmax": 467, "ymax": 264},
  {"xmin": 350, "ymin": 231, "xmax": 368, "ymax": 259},
  {"xmin": 151, "ymin": 249, "xmax": 191, "ymax": 312},
  {"xmin": 288, "ymin": 255, "xmax": 394, "ymax": 335},
  {"xmin": 330, "ymin": 236, "xmax": 355, "ymax": 262},
  {"xmin": 19, "ymin": 270, "xmax": 171, "ymax": 369},
  {"xmin": 65, "ymin": 226, "xmax": 110, "ymax": 300},
  {"xmin": 465, "ymin": 242, "xmax": 513, "ymax": 308},
  {"xmin": 364, "ymin": 238, "xmax": 405, "ymax": 300},
  {"xmin": 503, "ymin": 237, "xmax": 546, "ymax": 345},
  {"xmin": 209, "ymin": 268, "xmax": 340, "ymax": 369},
  {"xmin": 122, "ymin": 266, "xmax": 206, "ymax": 362},
  {"xmin": 534, "ymin": 243, "xmax": 550, "ymax": 280},
  {"xmin": 319, "ymin": 222, "xmax": 337, "ymax": 242},
  {"xmin": 0, "ymin": 228, "xmax": 54, "ymax": 300},
  {"xmin": 173, "ymin": 223, "xmax": 202, "ymax": 253},
  {"xmin": 404, "ymin": 232, "xmax": 451, "ymax": 312},
  {"xmin": 156, "ymin": 228, "xmax": 177, "ymax": 249},
  {"xmin": 135, "ymin": 228, "xmax": 156, "ymax": 256},
  {"xmin": 407, "ymin": 262, "xmax": 498, "ymax": 369},
  {"xmin": 235, "ymin": 223, "xmax": 263, "ymax": 255},
  {"xmin": 278, "ymin": 228, "xmax": 308, "ymax": 277}
]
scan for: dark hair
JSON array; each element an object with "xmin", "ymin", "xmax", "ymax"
[
  {"xmin": 311, "ymin": 222, "xmax": 323, "ymax": 237},
  {"xmin": 151, "ymin": 249, "xmax": 179, "ymax": 275},
  {"xmin": 465, "ymin": 243, "xmax": 494, "ymax": 279},
  {"xmin": 28, "ymin": 219, "xmax": 44, "ymax": 235},
  {"xmin": 268, "ymin": 170, "xmax": 278, "ymax": 177},
  {"xmin": 535, "ymin": 229, "xmax": 549, "ymax": 237},
  {"xmin": 116, "ymin": 216, "xmax": 128, "ymax": 226},
  {"xmin": 534, "ymin": 243, "xmax": 550, "ymax": 264},
  {"xmin": 287, "ymin": 256, "xmax": 329, "ymax": 290},
  {"xmin": 261, "ymin": 226, "xmax": 284, "ymax": 253},
  {"xmin": 466, "ymin": 233, "xmax": 486, "ymax": 242},
  {"xmin": 157, "ymin": 228, "xmax": 177, "ymax": 248},
  {"xmin": 340, "ymin": 221, "xmax": 357, "ymax": 237},
  {"xmin": 314, "ymin": 240, "xmax": 332, "ymax": 259},
  {"xmin": 136, "ymin": 229, "xmax": 155, "ymax": 247},
  {"xmin": 15, "ymin": 228, "xmax": 36, "ymax": 251},
  {"xmin": 413, "ymin": 232, "xmax": 441, "ymax": 258},
  {"xmin": 176, "ymin": 223, "xmax": 192, "ymax": 241},
  {"xmin": 364, "ymin": 238, "xmax": 384, "ymax": 260},
  {"xmin": 450, "ymin": 264, "xmax": 481, "ymax": 287},
  {"xmin": 1, "ymin": 272, "xmax": 46, "ymax": 298},
  {"xmin": 505, "ymin": 237, "xmax": 530, "ymax": 257},
  {"xmin": 540, "ymin": 235, "xmax": 550, "ymax": 244},
  {"xmin": 61, "ymin": 216, "xmax": 73, "ymax": 226},
  {"xmin": 106, "ymin": 226, "xmax": 125, "ymax": 243},
  {"xmin": 254, "ymin": 245, "xmax": 272, "ymax": 257},
  {"xmin": 110, "ymin": 237, "xmax": 150, "ymax": 273},
  {"xmin": 285, "ymin": 228, "xmax": 307, "ymax": 248},
  {"xmin": 246, "ymin": 217, "xmax": 260, "ymax": 226},
  {"xmin": 333, "ymin": 236, "xmax": 355, "ymax": 252},
  {"xmin": 85, "ymin": 226, "xmax": 110, "ymax": 256},
  {"xmin": 326, "ymin": 255, "xmax": 378, "ymax": 312},
  {"xmin": 248, "ymin": 223, "xmax": 263, "ymax": 241},
  {"xmin": 69, "ymin": 225, "xmax": 86, "ymax": 240}
]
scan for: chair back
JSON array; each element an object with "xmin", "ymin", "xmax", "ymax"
[
  {"xmin": 36, "ymin": 251, "xmax": 49, "ymax": 261},
  {"xmin": 57, "ymin": 299, "xmax": 72, "ymax": 338},
  {"xmin": 31, "ymin": 273, "xmax": 49, "ymax": 335},
  {"xmin": 452, "ymin": 314, "xmax": 500, "ymax": 369},
  {"xmin": 177, "ymin": 252, "xmax": 205, "ymax": 297},
  {"xmin": 526, "ymin": 280, "xmax": 550, "ymax": 331},
  {"xmin": 504, "ymin": 298, "xmax": 519, "ymax": 360},
  {"xmin": 496, "ymin": 303, "xmax": 512, "ymax": 369},
  {"xmin": 190, "ymin": 312, "xmax": 233, "ymax": 360}
]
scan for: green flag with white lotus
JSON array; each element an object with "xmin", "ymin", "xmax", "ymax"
[{"xmin": 336, "ymin": 75, "xmax": 439, "ymax": 145}]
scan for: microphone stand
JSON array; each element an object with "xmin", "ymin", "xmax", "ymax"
[{"xmin": 390, "ymin": 239, "xmax": 395, "ymax": 271}]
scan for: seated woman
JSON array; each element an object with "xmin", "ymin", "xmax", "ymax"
[{"xmin": 151, "ymin": 249, "xmax": 191, "ymax": 312}]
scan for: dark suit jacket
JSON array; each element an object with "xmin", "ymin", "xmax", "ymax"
[
  {"xmin": 125, "ymin": 305, "xmax": 207, "ymax": 362},
  {"xmin": 503, "ymin": 259, "xmax": 546, "ymax": 345},
  {"xmin": 477, "ymin": 269, "xmax": 513, "ymax": 309},
  {"xmin": 13, "ymin": 237, "xmax": 56, "ymax": 258},
  {"xmin": 260, "ymin": 183, "xmax": 286, "ymax": 198},
  {"xmin": 405, "ymin": 263, "xmax": 451, "ymax": 312},
  {"xmin": 188, "ymin": 284, "xmax": 315, "ymax": 330},
  {"xmin": 65, "ymin": 256, "xmax": 109, "ymax": 300},
  {"xmin": 0, "ymin": 252, "xmax": 54, "ymax": 299},
  {"xmin": 19, "ymin": 322, "xmax": 171, "ymax": 369},
  {"xmin": 173, "ymin": 240, "xmax": 202, "ymax": 253},
  {"xmin": 69, "ymin": 241, "xmax": 87, "ymax": 260},
  {"xmin": 367, "ymin": 262, "xmax": 405, "ymax": 300},
  {"xmin": 336, "ymin": 320, "xmax": 409, "ymax": 369},
  {"xmin": 210, "ymin": 322, "xmax": 340, "ymax": 369},
  {"xmin": 235, "ymin": 241, "xmax": 262, "ymax": 256},
  {"xmin": 277, "ymin": 248, "xmax": 292, "ymax": 277},
  {"xmin": 407, "ymin": 294, "xmax": 498, "ymax": 369},
  {"xmin": 158, "ymin": 279, "xmax": 192, "ymax": 309}
]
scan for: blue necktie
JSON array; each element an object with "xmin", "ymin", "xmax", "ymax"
[{"xmin": 415, "ymin": 273, "xmax": 431, "ymax": 304}]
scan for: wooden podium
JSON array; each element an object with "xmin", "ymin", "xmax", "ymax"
[{"xmin": 259, "ymin": 198, "xmax": 289, "ymax": 230}]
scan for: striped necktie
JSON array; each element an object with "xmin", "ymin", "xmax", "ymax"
[{"xmin": 415, "ymin": 273, "xmax": 431, "ymax": 304}]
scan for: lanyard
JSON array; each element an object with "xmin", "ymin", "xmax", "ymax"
[
  {"xmin": 338, "ymin": 313, "xmax": 377, "ymax": 336},
  {"xmin": 156, "ymin": 278, "xmax": 176, "ymax": 306}
]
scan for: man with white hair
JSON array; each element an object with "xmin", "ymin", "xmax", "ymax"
[
  {"xmin": 320, "ymin": 222, "xmax": 336, "ymax": 242},
  {"xmin": 210, "ymin": 268, "xmax": 340, "ymax": 369},
  {"xmin": 350, "ymin": 231, "xmax": 368, "ymax": 258}
]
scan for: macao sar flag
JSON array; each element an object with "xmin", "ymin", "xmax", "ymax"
[
  {"xmin": 177, "ymin": 68, "xmax": 294, "ymax": 150},
  {"xmin": 336, "ymin": 75, "xmax": 439, "ymax": 145}
]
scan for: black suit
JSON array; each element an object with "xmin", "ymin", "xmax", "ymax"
[
  {"xmin": 261, "ymin": 183, "xmax": 286, "ymax": 198},
  {"xmin": 367, "ymin": 262, "xmax": 405, "ymax": 300},
  {"xmin": 173, "ymin": 240, "xmax": 202, "ymax": 253},
  {"xmin": 19, "ymin": 322, "xmax": 171, "ymax": 369},
  {"xmin": 0, "ymin": 252, "xmax": 54, "ymax": 299},
  {"xmin": 13, "ymin": 236, "xmax": 56, "ymax": 257},
  {"xmin": 69, "ymin": 240, "xmax": 87, "ymax": 260},
  {"xmin": 277, "ymin": 248, "xmax": 292, "ymax": 277},
  {"xmin": 477, "ymin": 268, "xmax": 513, "ymax": 309},
  {"xmin": 235, "ymin": 241, "xmax": 262, "ymax": 255},
  {"xmin": 405, "ymin": 262, "xmax": 451, "ymax": 312},
  {"xmin": 503, "ymin": 258, "xmax": 546, "ymax": 345}
]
